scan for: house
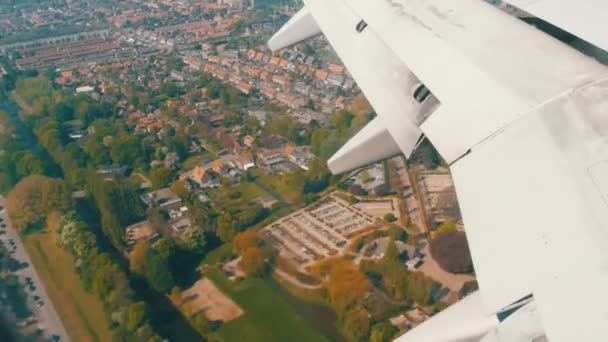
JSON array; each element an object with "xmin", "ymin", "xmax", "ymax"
[
  {"xmin": 171, "ymin": 217, "xmax": 192, "ymax": 234},
  {"xmin": 180, "ymin": 166, "xmax": 221, "ymax": 189},
  {"xmin": 258, "ymin": 148, "xmax": 286, "ymax": 168},
  {"xmin": 259, "ymin": 135, "xmax": 288, "ymax": 149},
  {"xmin": 271, "ymin": 74, "xmax": 291, "ymax": 88},
  {"xmin": 152, "ymin": 152, "xmax": 179, "ymax": 169},
  {"xmin": 328, "ymin": 63, "xmax": 345, "ymax": 74},
  {"xmin": 248, "ymin": 109, "xmax": 268, "ymax": 125},
  {"xmin": 169, "ymin": 206, "xmax": 189, "ymax": 220},
  {"xmin": 140, "ymin": 188, "xmax": 182, "ymax": 209},
  {"xmin": 198, "ymin": 193, "xmax": 212, "ymax": 204},
  {"xmin": 125, "ymin": 221, "xmax": 160, "ymax": 248},
  {"xmin": 286, "ymin": 146, "xmax": 315, "ymax": 171},
  {"xmin": 209, "ymin": 114, "xmax": 225, "ymax": 126},
  {"xmin": 235, "ymin": 153, "xmax": 255, "ymax": 171},
  {"xmin": 314, "ymin": 69, "xmax": 328, "ymax": 81},
  {"xmin": 96, "ymin": 165, "xmax": 127, "ymax": 180},
  {"xmin": 327, "ymin": 73, "xmax": 345, "ymax": 87},
  {"xmin": 76, "ymin": 85, "xmax": 95, "ymax": 93},
  {"xmin": 243, "ymin": 135, "xmax": 255, "ymax": 147},
  {"xmin": 235, "ymin": 81, "xmax": 253, "ymax": 95}
]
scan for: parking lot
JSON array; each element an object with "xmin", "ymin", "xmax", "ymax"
[
  {"xmin": 0, "ymin": 196, "xmax": 69, "ymax": 341},
  {"xmin": 260, "ymin": 193, "xmax": 375, "ymax": 270}
]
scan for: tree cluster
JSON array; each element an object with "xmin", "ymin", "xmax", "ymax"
[
  {"xmin": 130, "ymin": 240, "xmax": 176, "ymax": 293},
  {"xmin": 87, "ymin": 171, "xmax": 145, "ymax": 249},
  {"xmin": 361, "ymin": 240, "xmax": 436, "ymax": 306},
  {"xmin": 0, "ymin": 110, "xmax": 49, "ymax": 193},
  {"xmin": 6, "ymin": 175, "xmax": 70, "ymax": 232}
]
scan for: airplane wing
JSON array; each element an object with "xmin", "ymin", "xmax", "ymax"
[
  {"xmin": 504, "ymin": 0, "xmax": 608, "ymax": 52},
  {"xmin": 269, "ymin": 1, "xmax": 608, "ymax": 341}
]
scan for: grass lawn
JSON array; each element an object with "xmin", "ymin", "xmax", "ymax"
[
  {"xmin": 181, "ymin": 152, "xmax": 214, "ymax": 171},
  {"xmin": 255, "ymin": 174, "xmax": 302, "ymax": 204},
  {"xmin": 206, "ymin": 270, "xmax": 330, "ymax": 342},
  {"xmin": 22, "ymin": 230, "xmax": 112, "ymax": 342},
  {"xmin": 208, "ymin": 182, "xmax": 267, "ymax": 204},
  {"xmin": 201, "ymin": 243, "xmax": 235, "ymax": 266}
]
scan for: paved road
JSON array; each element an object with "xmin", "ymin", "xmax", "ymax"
[
  {"xmin": 0, "ymin": 196, "xmax": 70, "ymax": 341},
  {"xmin": 391, "ymin": 157, "xmax": 424, "ymax": 230}
]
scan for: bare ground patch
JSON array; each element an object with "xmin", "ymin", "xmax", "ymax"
[{"xmin": 181, "ymin": 278, "xmax": 244, "ymax": 322}]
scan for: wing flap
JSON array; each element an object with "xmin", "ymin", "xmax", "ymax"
[
  {"xmin": 327, "ymin": 117, "xmax": 405, "ymax": 174},
  {"xmin": 293, "ymin": 0, "xmax": 437, "ymax": 166},
  {"xmin": 268, "ymin": 7, "xmax": 321, "ymax": 52},
  {"xmin": 342, "ymin": 0, "xmax": 607, "ymax": 163}
]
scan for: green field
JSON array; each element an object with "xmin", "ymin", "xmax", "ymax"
[
  {"xmin": 208, "ymin": 181, "xmax": 267, "ymax": 204},
  {"xmin": 256, "ymin": 174, "xmax": 302, "ymax": 204},
  {"xmin": 23, "ymin": 231, "xmax": 112, "ymax": 342},
  {"xmin": 206, "ymin": 270, "xmax": 330, "ymax": 342}
]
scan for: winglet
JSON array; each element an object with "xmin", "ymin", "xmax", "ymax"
[
  {"xmin": 328, "ymin": 117, "xmax": 411, "ymax": 174},
  {"xmin": 268, "ymin": 7, "xmax": 321, "ymax": 52}
]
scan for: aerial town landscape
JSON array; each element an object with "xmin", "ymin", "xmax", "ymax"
[{"xmin": 0, "ymin": 1, "xmax": 477, "ymax": 341}]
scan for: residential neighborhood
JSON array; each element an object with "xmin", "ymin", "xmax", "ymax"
[{"xmin": 0, "ymin": 1, "xmax": 477, "ymax": 342}]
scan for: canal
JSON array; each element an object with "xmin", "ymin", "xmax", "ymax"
[{"xmin": 0, "ymin": 93, "xmax": 61, "ymax": 178}]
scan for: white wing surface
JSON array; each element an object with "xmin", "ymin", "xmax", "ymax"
[
  {"xmin": 270, "ymin": 1, "xmax": 608, "ymax": 341},
  {"xmin": 504, "ymin": 0, "xmax": 608, "ymax": 52}
]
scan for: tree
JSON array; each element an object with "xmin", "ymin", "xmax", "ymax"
[
  {"xmin": 148, "ymin": 208, "xmax": 166, "ymax": 234},
  {"xmin": 370, "ymin": 322, "xmax": 396, "ymax": 342},
  {"xmin": 326, "ymin": 259, "xmax": 371, "ymax": 314},
  {"xmin": 432, "ymin": 220, "xmax": 457, "ymax": 239},
  {"xmin": 169, "ymin": 287, "xmax": 182, "ymax": 305},
  {"xmin": 111, "ymin": 132, "xmax": 142, "ymax": 167},
  {"xmin": 240, "ymin": 247, "xmax": 265, "ymax": 276},
  {"xmin": 14, "ymin": 151, "xmax": 44, "ymax": 178},
  {"xmin": 55, "ymin": 213, "xmax": 97, "ymax": 259},
  {"xmin": 145, "ymin": 249, "xmax": 175, "ymax": 293},
  {"xmin": 6, "ymin": 175, "xmax": 70, "ymax": 232},
  {"xmin": 387, "ymin": 226, "xmax": 408, "ymax": 242},
  {"xmin": 130, "ymin": 240, "xmax": 151, "ymax": 274},
  {"xmin": 217, "ymin": 213, "xmax": 238, "ymax": 243},
  {"xmin": 382, "ymin": 239, "xmax": 400, "ymax": 265},
  {"xmin": 343, "ymin": 308, "xmax": 370, "ymax": 342},
  {"xmin": 180, "ymin": 225, "xmax": 207, "ymax": 253},
  {"xmin": 160, "ymin": 82, "xmax": 180, "ymax": 97},
  {"xmin": 130, "ymin": 239, "xmax": 175, "ymax": 292},
  {"xmin": 384, "ymin": 213, "xmax": 397, "ymax": 223},
  {"xmin": 170, "ymin": 180, "xmax": 189, "ymax": 200},
  {"xmin": 191, "ymin": 313, "xmax": 210, "ymax": 337},
  {"xmin": 149, "ymin": 167, "xmax": 173, "ymax": 190},
  {"xmin": 126, "ymin": 302, "xmax": 147, "ymax": 332},
  {"xmin": 233, "ymin": 229, "xmax": 259, "ymax": 252},
  {"xmin": 84, "ymin": 137, "xmax": 111, "ymax": 165},
  {"xmin": 155, "ymin": 238, "xmax": 177, "ymax": 266}
]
